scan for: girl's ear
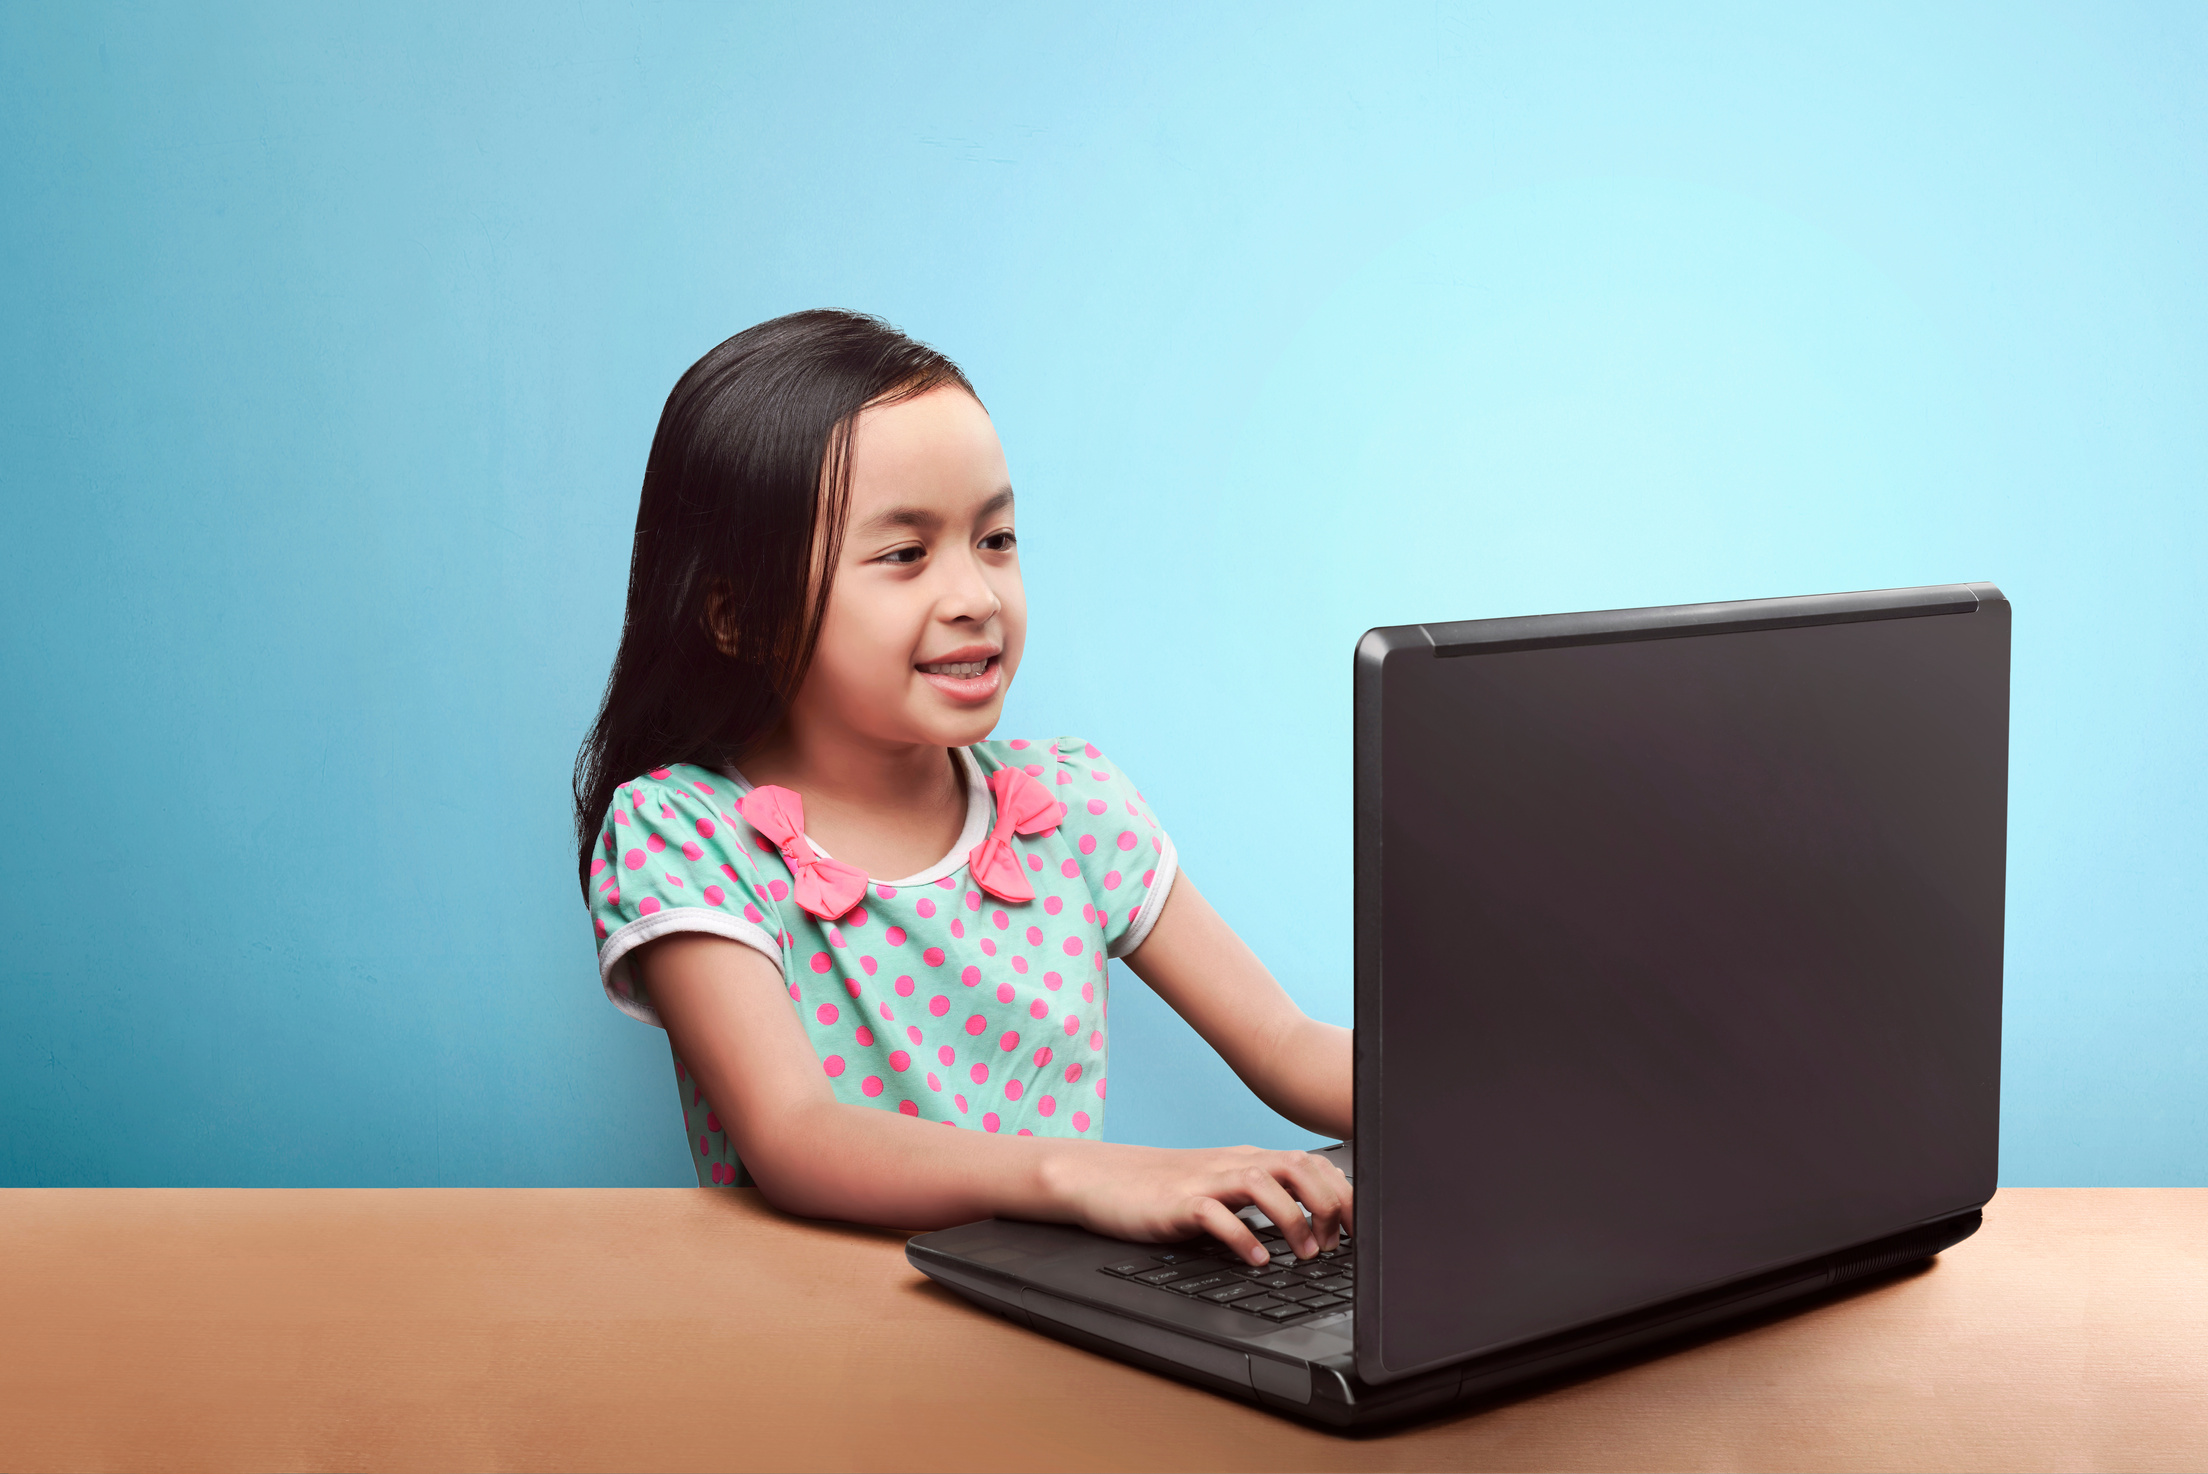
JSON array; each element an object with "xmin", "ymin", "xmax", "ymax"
[{"xmin": 703, "ymin": 585, "xmax": 744, "ymax": 659}]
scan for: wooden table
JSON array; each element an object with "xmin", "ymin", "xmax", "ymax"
[{"xmin": 2, "ymin": 1188, "xmax": 2203, "ymax": 1472}]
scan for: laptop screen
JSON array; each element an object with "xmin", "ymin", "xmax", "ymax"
[{"xmin": 1355, "ymin": 588, "xmax": 2008, "ymax": 1383}]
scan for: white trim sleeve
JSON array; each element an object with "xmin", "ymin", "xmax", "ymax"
[
  {"xmin": 597, "ymin": 908, "xmax": 785, "ymax": 1027},
  {"xmin": 1108, "ymin": 833, "xmax": 1180, "ymax": 960}
]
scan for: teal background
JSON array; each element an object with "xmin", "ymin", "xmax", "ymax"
[{"xmin": 3, "ymin": 3, "xmax": 2202, "ymax": 1186}]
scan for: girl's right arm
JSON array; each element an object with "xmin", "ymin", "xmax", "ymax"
[{"xmin": 637, "ymin": 932, "xmax": 1352, "ymax": 1268}]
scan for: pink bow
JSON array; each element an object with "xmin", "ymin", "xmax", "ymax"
[
  {"xmin": 739, "ymin": 785, "xmax": 869, "ymax": 923},
  {"xmin": 968, "ymin": 767, "xmax": 1067, "ymax": 904}
]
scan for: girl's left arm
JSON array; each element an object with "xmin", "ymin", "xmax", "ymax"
[{"xmin": 1122, "ymin": 874, "xmax": 1352, "ymax": 1140}]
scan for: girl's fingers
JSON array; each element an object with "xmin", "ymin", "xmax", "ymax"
[
  {"xmin": 1231, "ymin": 1165, "xmax": 1320, "ymax": 1256},
  {"xmin": 1277, "ymin": 1156, "xmax": 1354, "ymax": 1250},
  {"xmin": 1190, "ymin": 1198, "xmax": 1268, "ymax": 1265}
]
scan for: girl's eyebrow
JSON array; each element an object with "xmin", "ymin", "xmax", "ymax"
[{"xmin": 857, "ymin": 486, "xmax": 1015, "ymax": 536}]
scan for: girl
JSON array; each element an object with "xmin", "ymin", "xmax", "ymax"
[{"xmin": 575, "ymin": 310, "xmax": 1351, "ymax": 1269}]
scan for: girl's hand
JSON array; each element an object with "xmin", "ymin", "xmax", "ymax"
[{"xmin": 1042, "ymin": 1142, "xmax": 1353, "ymax": 1268}]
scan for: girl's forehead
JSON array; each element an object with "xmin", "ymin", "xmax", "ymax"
[{"xmin": 848, "ymin": 387, "xmax": 1009, "ymax": 520}]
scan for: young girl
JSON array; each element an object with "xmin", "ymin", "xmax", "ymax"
[{"xmin": 575, "ymin": 310, "xmax": 1351, "ymax": 1268}]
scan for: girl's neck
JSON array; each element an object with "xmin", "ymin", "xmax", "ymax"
[{"xmin": 737, "ymin": 718, "xmax": 967, "ymax": 878}]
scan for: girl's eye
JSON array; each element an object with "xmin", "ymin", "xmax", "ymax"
[
  {"xmin": 980, "ymin": 531, "xmax": 1017, "ymax": 552},
  {"xmin": 878, "ymin": 545, "xmax": 924, "ymax": 566}
]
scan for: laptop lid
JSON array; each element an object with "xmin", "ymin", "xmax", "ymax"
[{"xmin": 1353, "ymin": 584, "xmax": 2008, "ymax": 1386}]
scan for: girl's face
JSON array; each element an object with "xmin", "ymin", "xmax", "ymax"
[{"xmin": 792, "ymin": 386, "xmax": 1025, "ymax": 751}]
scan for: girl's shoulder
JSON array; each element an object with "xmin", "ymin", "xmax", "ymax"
[
  {"xmin": 602, "ymin": 761, "xmax": 736, "ymax": 820},
  {"xmin": 971, "ymin": 736, "xmax": 1130, "ymax": 785}
]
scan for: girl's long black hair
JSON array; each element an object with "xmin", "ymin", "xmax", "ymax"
[{"xmin": 572, "ymin": 310, "xmax": 975, "ymax": 894}]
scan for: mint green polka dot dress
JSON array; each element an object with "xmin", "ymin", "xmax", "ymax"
[{"xmin": 585, "ymin": 739, "xmax": 1176, "ymax": 1187}]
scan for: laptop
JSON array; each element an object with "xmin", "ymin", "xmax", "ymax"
[{"xmin": 907, "ymin": 583, "xmax": 2009, "ymax": 1429}]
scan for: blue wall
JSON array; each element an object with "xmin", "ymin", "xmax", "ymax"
[{"xmin": 3, "ymin": 3, "xmax": 2201, "ymax": 1186}]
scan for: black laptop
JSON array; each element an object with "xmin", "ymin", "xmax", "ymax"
[{"xmin": 907, "ymin": 583, "xmax": 2009, "ymax": 1429}]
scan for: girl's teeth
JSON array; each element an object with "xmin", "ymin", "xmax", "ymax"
[{"xmin": 922, "ymin": 660, "xmax": 987, "ymax": 678}]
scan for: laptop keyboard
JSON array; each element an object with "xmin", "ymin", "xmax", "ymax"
[{"xmin": 1097, "ymin": 1224, "xmax": 1354, "ymax": 1326}]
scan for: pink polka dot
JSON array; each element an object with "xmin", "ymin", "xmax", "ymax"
[
  {"xmin": 823, "ymin": 1055, "xmax": 845, "ymax": 1077},
  {"xmin": 1090, "ymin": 1030, "xmax": 1105, "ymax": 1050},
  {"xmin": 965, "ymin": 891, "xmax": 982, "ymax": 911},
  {"xmin": 702, "ymin": 884, "xmax": 725, "ymax": 906},
  {"xmin": 861, "ymin": 1075, "xmax": 883, "ymax": 1098},
  {"xmin": 1061, "ymin": 859, "xmax": 1080, "ymax": 878},
  {"xmin": 1091, "ymin": 769, "xmax": 1109, "ymax": 782},
  {"xmin": 1072, "ymin": 1110, "xmax": 1091, "ymax": 1133},
  {"xmin": 594, "ymin": 919, "xmax": 608, "ymax": 939},
  {"xmin": 647, "ymin": 833, "xmax": 666, "ymax": 853},
  {"xmin": 1096, "ymin": 1077, "xmax": 1107, "ymax": 1098},
  {"xmin": 849, "ymin": 906, "xmax": 869, "ymax": 929},
  {"xmin": 1055, "ymin": 770, "xmax": 1070, "ymax": 785},
  {"xmin": 950, "ymin": 919, "xmax": 965, "ymax": 938},
  {"xmin": 1023, "ymin": 763, "xmax": 1043, "ymax": 777},
  {"xmin": 681, "ymin": 841, "xmax": 704, "ymax": 861},
  {"xmin": 590, "ymin": 858, "xmax": 607, "ymax": 876},
  {"xmin": 879, "ymin": 1002, "xmax": 894, "ymax": 1020},
  {"xmin": 899, "ymin": 1098, "xmax": 918, "ymax": 1115},
  {"xmin": 1033, "ymin": 1046, "xmax": 1053, "ymax": 1068},
  {"xmin": 928, "ymin": 1071, "xmax": 942, "ymax": 1091},
  {"xmin": 1011, "ymin": 956, "xmax": 1028, "ymax": 974},
  {"xmin": 957, "ymin": 965, "xmax": 979, "ymax": 987},
  {"xmin": 996, "ymin": 981, "xmax": 1016, "ymax": 1004},
  {"xmin": 1079, "ymin": 835, "xmax": 1097, "ymax": 855},
  {"xmin": 929, "ymin": 995, "xmax": 950, "ymax": 1017},
  {"xmin": 809, "ymin": 952, "xmax": 831, "ymax": 974},
  {"xmin": 1005, "ymin": 1079, "xmax": 1024, "ymax": 1101},
  {"xmin": 885, "ymin": 926, "xmax": 907, "ymax": 946},
  {"xmin": 638, "ymin": 896, "xmax": 661, "ymax": 916},
  {"xmin": 889, "ymin": 1049, "xmax": 910, "ymax": 1071},
  {"xmin": 1063, "ymin": 1014, "xmax": 1079, "ymax": 1035},
  {"xmin": 982, "ymin": 1112, "xmax": 1001, "ymax": 1133},
  {"xmin": 692, "ymin": 780, "xmax": 715, "ymax": 797},
  {"xmin": 650, "ymin": 768, "xmax": 672, "ymax": 780},
  {"xmin": 705, "ymin": 1110, "xmax": 721, "ymax": 1132},
  {"xmin": 1038, "ymin": 1094, "xmax": 1057, "ymax": 1116},
  {"xmin": 1027, "ymin": 853, "xmax": 1043, "ymax": 872},
  {"xmin": 1142, "ymin": 869, "xmax": 1156, "ymax": 887},
  {"xmin": 937, "ymin": 876, "xmax": 956, "ymax": 889},
  {"xmin": 1104, "ymin": 870, "xmax": 1122, "ymax": 890},
  {"xmin": 788, "ymin": 982, "xmax": 799, "ymax": 999},
  {"xmin": 699, "ymin": 1133, "xmax": 711, "ymax": 1155},
  {"xmin": 624, "ymin": 848, "xmax": 646, "ymax": 870},
  {"xmin": 1084, "ymin": 742, "xmax": 1101, "ymax": 758},
  {"xmin": 1044, "ymin": 970, "xmax": 1063, "ymax": 991},
  {"xmin": 999, "ymin": 1030, "xmax": 1020, "ymax": 1052},
  {"xmin": 906, "ymin": 1025, "xmax": 923, "ymax": 1044},
  {"xmin": 1026, "ymin": 925, "xmax": 1044, "ymax": 945},
  {"xmin": 696, "ymin": 816, "xmax": 716, "ymax": 838},
  {"xmin": 970, "ymin": 1062, "xmax": 990, "ymax": 1084},
  {"xmin": 663, "ymin": 871, "xmax": 684, "ymax": 888},
  {"xmin": 1062, "ymin": 937, "xmax": 1084, "ymax": 956},
  {"xmin": 1044, "ymin": 896, "xmax": 1063, "ymax": 916},
  {"xmin": 992, "ymin": 909, "xmax": 1009, "ymax": 930},
  {"xmin": 827, "ymin": 926, "xmax": 846, "ymax": 948},
  {"xmin": 1086, "ymin": 798, "xmax": 1107, "ymax": 815},
  {"xmin": 816, "ymin": 1003, "xmax": 838, "ymax": 1024},
  {"xmin": 1082, "ymin": 903, "xmax": 1097, "ymax": 924},
  {"xmin": 980, "ymin": 939, "xmax": 996, "ymax": 957},
  {"xmin": 1029, "ymin": 999, "xmax": 1048, "ymax": 1019},
  {"xmin": 743, "ymin": 903, "xmax": 764, "ymax": 923},
  {"xmin": 917, "ymin": 899, "xmax": 936, "ymax": 919},
  {"xmin": 895, "ymin": 975, "xmax": 915, "ymax": 996},
  {"xmin": 1066, "ymin": 1062, "xmax": 1084, "ymax": 1083},
  {"xmin": 938, "ymin": 1045, "xmax": 955, "ymax": 1065},
  {"xmin": 843, "ymin": 976, "xmax": 860, "ymax": 997},
  {"xmin": 603, "ymin": 885, "xmax": 620, "ymax": 906},
  {"xmin": 768, "ymin": 879, "xmax": 789, "ymax": 902},
  {"xmin": 1081, "ymin": 980, "xmax": 1095, "ymax": 1003},
  {"xmin": 860, "ymin": 955, "xmax": 878, "ymax": 976},
  {"xmin": 965, "ymin": 1014, "xmax": 987, "ymax": 1036},
  {"xmin": 955, "ymin": 1093, "xmax": 970, "ymax": 1113},
  {"xmin": 923, "ymin": 947, "xmax": 946, "ymax": 967},
  {"xmin": 1010, "ymin": 739, "xmax": 1030, "ymax": 749},
  {"xmin": 855, "ymin": 1026, "xmax": 874, "ymax": 1046}
]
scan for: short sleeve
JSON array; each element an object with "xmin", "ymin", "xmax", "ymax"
[
  {"xmin": 1041, "ymin": 738, "xmax": 1178, "ymax": 959},
  {"xmin": 586, "ymin": 767, "xmax": 785, "ymax": 1026}
]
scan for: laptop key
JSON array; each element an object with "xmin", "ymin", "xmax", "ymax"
[
  {"xmin": 1201, "ymin": 1281, "xmax": 1262, "ymax": 1304},
  {"xmin": 1259, "ymin": 1303, "xmax": 1310, "ymax": 1321},
  {"xmin": 1313, "ymin": 1275, "xmax": 1352, "ymax": 1293},
  {"xmin": 1300, "ymin": 1293, "xmax": 1346, "ymax": 1311},
  {"xmin": 1247, "ymin": 1271, "xmax": 1299, "ymax": 1291},
  {"xmin": 1291, "ymin": 1264, "xmax": 1335, "ymax": 1281},
  {"xmin": 1099, "ymin": 1260, "xmax": 1150, "ymax": 1277},
  {"xmin": 1269, "ymin": 1283, "xmax": 1320, "ymax": 1303},
  {"xmin": 1136, "ymin": 1260, "xmax": 1228, "ymax": 1286},
  {"xmin": 1168, "ymin": 1272, "xmax": 1238, "ymax": 1297},
  {"xmin": 1235, "ymin": 1295, "xmax": 1286, "ymax": 1314}
]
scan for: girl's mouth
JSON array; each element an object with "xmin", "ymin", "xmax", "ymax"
[{"xmin": 916, "ymin": 653, "xmax": 1002, "ymax": 702}]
